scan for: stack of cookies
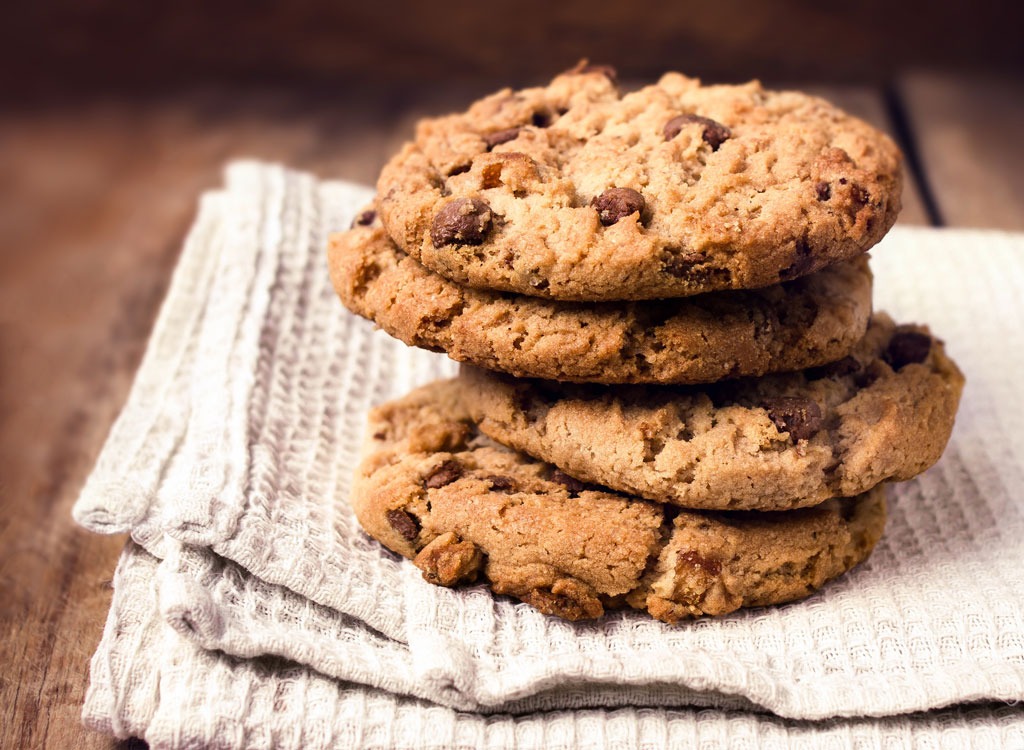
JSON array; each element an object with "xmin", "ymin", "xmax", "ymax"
[{"xmin": 327, "ymin": 64, "xmax": 964, "ymax": 624}]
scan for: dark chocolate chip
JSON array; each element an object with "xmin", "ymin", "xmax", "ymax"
[
  {"xmin": 484, "ymin": 128, "xmax": 521, "ymax": 150},
  {"xmin": 424, "ymin": 459, "xmax": 463, "ymax": 489},
  {"xmin": 807, "ymin": 355, "xmax": 860, "ymax": 381},
  {"xmin": 663, "ymin": 114, "xmax": 732, "ymax": 151},
  {"xmin": 551, "ymin": 469, "xmax": 589, "ymax": 495},
  {"xmin": 351, "ymin": 210, "xmax": 376, "ymax": 228},
  {"xmin": 447, "ymin": 163, "xmax": 471, "ymax": 176},
  {"xmin": 372, "ymin": 429, "xmax": 387, "ymax": 440},
  {"xmin": 385, "ymin": 508, "xmax": 420, "ymax": 541},
  {"xmin": 885, "ymin": 331, "xmax": 932, "ymax": 370},
  {"xmin": 430, "ymin": 198, "xmax": 493, "ymax": 247},
  {"xmin": 815, "ymin": 181, "xmax": 831, "ymax": 201},
  {"xmin": 763, "ymin": 396, "xmax": 823, "ymax": 442},
  {"xmin": 486, "ymin": 475, "xmax": 516, "ymax": 492},
  {"xmin": 662, "ymin": 249, "xmax": 708, "ymax": 277},
  {"xmin": 592, "ymin": 187, "xmax": 645, "ymax": 226}
]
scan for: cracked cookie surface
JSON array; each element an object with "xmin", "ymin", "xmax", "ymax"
[
  {"xmin": 328, "ymin": 223, "xmax": 872, "ymax": 384},
  {"xmin": 460, "ymin": 314, "xmax": 964, "ymax": 511},
  {"xmin": 376, "ymin": 66, "xmax": 902, "ymax": 301},
  {"xmin": 350, "ymin": 379, "xmax": 887, "ymax": 623}
]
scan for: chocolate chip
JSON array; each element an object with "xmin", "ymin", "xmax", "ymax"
[
  {"xmin": 372, "ymin": 429, "xmax": 387, "ymax": 440},
  {"xmin": 351, "ymin": 210, "xmax": 376, "ymax": 228},
  {"xmin": 663, "ymin": 114, "xmax": 732, "ymax": 151},
  {"xmin": 486, "ymin": 475, "xmax": 516, "ymax": 492},
  {"xmin": 424, "ymin": 459, "xmax": 463, "ymax": 489},
  {"xmin": 807, "ymin": 355, "xmax": 860, "ymax": 381},
  {"xmin": 763, "ymin": 396, "xmax": 823, "ymax": 442},
  {"xmin": 385, "ymin": 509, "xmax": 420, "ymax": 541},
  {"xmin": 662, "ymin": 249, "xmax": 707, "ymax": 277},
  {"xmin": 885, "ymin": 331, "xmax": 932, "ymax": 370},
  {"xmin": 592, "ymin": 188, "xmax": 645, "ymax": 226},
  {"xmin": 815, "ymin": 181, "xmax": 831, "ymax": 201},
  {"xmin": 484, "ymin": 128, "xmax": 521, "ymax": 150},
  {"xmin": 447, "ymin": 163, "xmax": 471, "ymax": 176},
  {"xmin": 551, "ymin": 469, "xmax": 588, "ymax": 495},
  {"xmin": 430, "ymin": 198, "xmax": 492, "ymax": 247}
]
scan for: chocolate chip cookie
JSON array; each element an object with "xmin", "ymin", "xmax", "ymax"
[
  {"xmin": 460, "ymin": 313, "xmax": 964, "ymax": 511},
  {"xmin": 376, "ymin": 65, "xmax": 902, "ymax": 301},
  {"xmin": 328, "ymin": 223, "xmax": 873, "ymax": 384},
  {"xmin": 351, "ymin": 379, "xmax": 887, "ymax": 623}
]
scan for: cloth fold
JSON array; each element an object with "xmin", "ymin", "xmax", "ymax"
[
  {"xmin": 75, "ymin": 161, "xmax": 1024, "ymax": 745},
  {"xmin": 85, "ymin": 542, "xmax": 1024, "ymax": 750}
]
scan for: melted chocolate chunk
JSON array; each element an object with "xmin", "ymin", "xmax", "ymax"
[
  {"xmin": 430, "ymin": 198, "xmax": 492, "ymax": 246},
  {"xmin": 551, "ymin": 469, "xmax": 589, "ymax": 495},
  {"xmin": 885, "ymin": 331, "xmax": 932, "ymax": 370},
  {"xmin": 663, "ymin": 114, "xmax": 732, "ymax": 150},
  {"xmin": 385, "ymin": 508, "xmax": 420, "ymax": 541},
  {"xmin": 424, "ymin": 459, "xmax": 463, "ymax": 489},
  {"xmin": 763, "ymin": 396, "xmax": 823, "ymax": 442},
  {"xmin": 486, "ymin": 475, "xmax": 516, "ymax": 492},
  {"xmin": 592, "ymin": 187, "xmax": 645, "ymax": 226},
  {"xmin": 484, "ymin": 128, "xmax": 521, "ymax": 149},
  {"xmin": 351, "ymin": 210, "xmax": 376, "ymax": 228}
]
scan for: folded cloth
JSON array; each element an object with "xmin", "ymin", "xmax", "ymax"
[
  {"xmin": 75, "ymin": 162, "xmax": 1024, "ymax": 728},
  {"xmin": 85, "ymin": 542, "xmax": 1024, "ymax": 750}
]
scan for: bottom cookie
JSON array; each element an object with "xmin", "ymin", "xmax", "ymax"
[{"xmin": 351, "ymin": 379, "xmax": 886, "ymax": 623}]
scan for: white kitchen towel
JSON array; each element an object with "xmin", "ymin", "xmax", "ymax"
[
  {"xmin": 84, "ymin": 542, "xmax": 1024, "ymax": 750},
  {"xmin": 74, "ymin": 162, "xmax": 1024, "ymax": 722}
]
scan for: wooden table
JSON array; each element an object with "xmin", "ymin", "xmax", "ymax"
[{"xmin": 1, "ymin": 73, "xmax": 1022, "ymax": 748}]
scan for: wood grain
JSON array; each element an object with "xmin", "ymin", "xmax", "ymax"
[
  {"xmin": 898, "ymin": 72, "xmax": 1024, "ymax": 230},
  {"xmin": 0, "ymin": 89, "xmax": 412, "ymax": 749},
  {"xmin": 0, "ymin": 79, "xmax": 1000, "ymax": 746}
]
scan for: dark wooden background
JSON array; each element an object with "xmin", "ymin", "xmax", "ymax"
[{"xmin": 1, "ymin": 2, "xmax": 1022, "ymax": 747}]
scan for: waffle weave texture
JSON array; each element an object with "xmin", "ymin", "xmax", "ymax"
[{"xmin": 74, "ymin": 162, "xmax": 1024, "ymax": 748}]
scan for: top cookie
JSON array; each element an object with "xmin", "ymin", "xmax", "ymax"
[{"xmin": 377, "ymin": 64, "xmax": 903, "ymax": 301}]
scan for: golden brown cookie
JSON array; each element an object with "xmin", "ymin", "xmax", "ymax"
[
  {"xmin": 328, "ymin": 223, "xmax": 873, "ymax": 384},
  {"xmin": 460, "ymin": 314, "xmax": 964, "ymax": 511},
  {"xmin": 376, "ymin": 65, "xmax": 902, "ymax": 301},
  {"xmin": 351, "ymin": 379, "xmax": 887, "ymax": 623}
]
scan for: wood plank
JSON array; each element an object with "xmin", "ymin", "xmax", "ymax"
[
  {"xmin": 0, "ymin": 90, "xmax": 411, "ymax": 748},
  {"xmin": 897, "ymin": 72, "xmax": 1024, "ymax": 230},
  {"xmin": 801, "ymin": 85, "xmax": 931, "ymax": 226}
]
